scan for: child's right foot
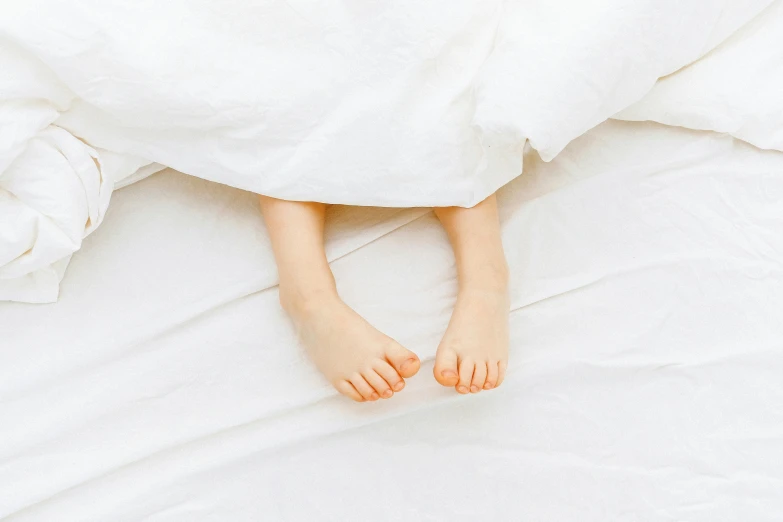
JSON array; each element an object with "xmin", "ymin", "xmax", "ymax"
[{"xmin": 282, "ymin": 289, "xmax": 420, "ymax": 402}]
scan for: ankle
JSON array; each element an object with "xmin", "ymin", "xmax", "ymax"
[
  {"xmin": 279, "ymin": 280, "xmax": 339, "ymax": 317},
  {"xmin": 458, "ymin": 259, "xmax": 509, "ymax": 294}
]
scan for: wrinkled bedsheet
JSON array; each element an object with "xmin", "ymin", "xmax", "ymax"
[
  {"xmin": 2, "ymin": 121, "xmax": 782, "ymax": 521},
  {"xmin": 2, "ymin": 0, "xmax": 782, "ymax": 302}
]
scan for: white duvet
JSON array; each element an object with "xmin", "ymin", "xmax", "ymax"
[
  {"xmin": 2, "ymin": 0, "xmax": 783, "ymax": 303},
  {"xmin": 3, "ymin": 3, "xmax": 783, "ymax": 518}
]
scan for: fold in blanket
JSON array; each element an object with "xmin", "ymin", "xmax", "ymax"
[
  {"xmin": 0, "ymin": 0, "xmax": 781, "ymax": 303},
  {"xmin": 0, "ymin": 40, "xmax": 162, "ymax": 303},
  {"xmin": 615, "ymin": 0, "xmax": 783, "ymax": 153}
]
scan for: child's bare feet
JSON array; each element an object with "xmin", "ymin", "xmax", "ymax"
[
  {"xmin": 283, "ymin": 290, "xmax": 421, "ymax": 402},
  {"xmin": 433, "ymin": 195, "xmax": 510, "ymax": 394},
  {"xmin": 258, "ymin": 197, "xmax": 420, "ymax": 403},
  {"xmin": 433, "ymin": 282, "xmax": 509, "ymax": 394}
]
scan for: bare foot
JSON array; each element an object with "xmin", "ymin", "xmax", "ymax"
[
  {"xmin": 283, "ymin": 290, "xmax": 421, "ymax": 402},
  {"xmin": 433, "ymin": 285, "xmax": 509, "ymax": 394}
]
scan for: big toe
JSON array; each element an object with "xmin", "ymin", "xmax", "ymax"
[
  {"xmin": 385, "ymin": 341, "xmax": 420, "ymax": 378},
  {"xmin": 433, "ymin": 347, "xmax": 459, "ymax": 387}
]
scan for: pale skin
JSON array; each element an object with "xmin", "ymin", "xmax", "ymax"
[{"xmin": 259, "ymin": 194, "xmax": 509, "ymax": 401}]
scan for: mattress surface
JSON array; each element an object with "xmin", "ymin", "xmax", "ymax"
[{"xmin": 2, "ymin": 121, "xmax": 782, "ymax": 521}]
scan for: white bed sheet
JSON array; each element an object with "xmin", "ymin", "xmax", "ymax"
[{"xmin": 2, "ymin": 121, "xmax": 782, "ymax": 521}]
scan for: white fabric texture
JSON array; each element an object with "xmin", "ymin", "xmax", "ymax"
[
  {"xmin": 1, "ymin": 4, "xmax": 783, "ymax": 517},
  {"xmin": 0, "ymin": 0, "xmax": 773, "ymax": 207},
  {"xmin": 472, "ymin": 0, "xmax": 774, "ymax": 160},
  {"xmin": 616, "ymin": 0, "xmax": 783, "ymax": 153},
  {"xmin": 2, "ymin": 121, "xmax": 783, "ymax": 520},
  {"xmin": 2, "ymin": 0, "xmax": 777, "ymax": 303},
  {"xmin": 0, "ymin": 39, "xmax": 163, "ymax": 303},
  {"xmin": 0, "ymin": 0, "xmax": 783, "ymax": 303}
]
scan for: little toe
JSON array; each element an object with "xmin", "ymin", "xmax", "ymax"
[
  {"xmin": 456, "ymin": 359, "xmax": 475, "ymax": 394},
  {"xmin": 372, "ymin": 360, "xmax": 405, "ymax": 393},
  {"xmin": 484, "ymin": 360, "xmax": 499, "ymax": 390},
  {"xmin": 433, "ymin": 347, "xmax": 460, "ymax": 387},
  {"xmin": 471, "ymin": 362, "xmax": 487, "ymax": 393},
  {"xmin": 496, "ymin": 361, "xmax": 508, "ymax": 388},
  {"xmin": 335, "ymin": 380, "xmax": 364, "ymax": 402},
  {"xmin": 364, "ymin": 369, "xmax": 393, "ymax": 399},
  {"xmin": 351, "ymin": 374, "xmax": 379, "ymax": 401},
  {"xmin": 385, "ymin": 341, "xmax": 420, "ymax": 378}
]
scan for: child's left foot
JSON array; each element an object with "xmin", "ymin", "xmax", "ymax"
[{"xmin": 433, "ymin": 285, "xmax": 509, "ymax": 393}]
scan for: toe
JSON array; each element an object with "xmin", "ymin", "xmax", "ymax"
[
  {"xmin": 384, "ymin": 341, "xmax": 420, "ymax": 378},
  {"xmin": 363, "ymin": 369, "xmax": 394, "ymax": 399},
  {"xmin": 484, "ymin": 360, "xmax": 499, "ymax": 389},
  {"xmin": 433, "ymin": 347, "xmax": 460, "ymax": 387},
  {"xmin": 496, "ymin": 360, "xmax": 508, "ymax": 388},
  {"xmin": 456, "ymin": 359, "xmax": 475, "ymax": 394},
  {"xmin": 350, "ymin": 374, "xmax": 379, "ymax": 401},
  {"xmin": 372, "ymin": 360, "xmax": 405, "ymax": 392},
  {"xmin": 471, "ymin": 362, "xmax": 487, "ymax": 393},
  {"xmin": 335, "ymin": 380, "xmax": 364, "ymax": 402}
]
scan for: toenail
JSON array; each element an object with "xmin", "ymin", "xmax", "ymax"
[
  {"xmin": 382, "ymin": 390, "xmax": 393, "ymax": 398},
  {"xmin": 484, "ymin": 383, "xmax": 494, "ymax": 389},
  {"xmin": 442, "ymin": 370, "xmax": 457, "ymax": 378},
  {"xmin": 457, "ymin": 386, "xmax": 469, "ymax": 394},
  {"xmin": 393, "ymin": 382, "xmax": 405, "ymax": 391},
  {"xmin": 370, "ymin": 393, "xmax": 379, "ymax": 400},
  {"xmin": 470, "ymin": 385, "xmax": 479, "ymax": 393},
  {"xmin": 401, "ymin": 358, "xmax": 417, "ymax": 371}
]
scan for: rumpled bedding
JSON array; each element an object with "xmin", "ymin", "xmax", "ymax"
[
  {"xmin": 0, "ymin": 41, "xmax": 163, "ymax": 303},
  {"xmin": 2, "ymin": 0, "xmax": 782, "ymax": 302},
  {"xmin": 615, "ymin": 0, "xmax": 783, "ymax": 153},
  {"xmin": 2, "ymin": 4, "xmax": 783, "ymax": 517},
  {"xmin": 2, "ymin": 120, "xmax": 782, "ymax": 520}
]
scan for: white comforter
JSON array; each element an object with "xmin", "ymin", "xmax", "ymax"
[
  {"xmin": 2, "ymin": 6, "xmax": 783, "ymax": 516},
  {"xmin": 2, "ymin": 0, "xmax": 783, "ymax": 302}
]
